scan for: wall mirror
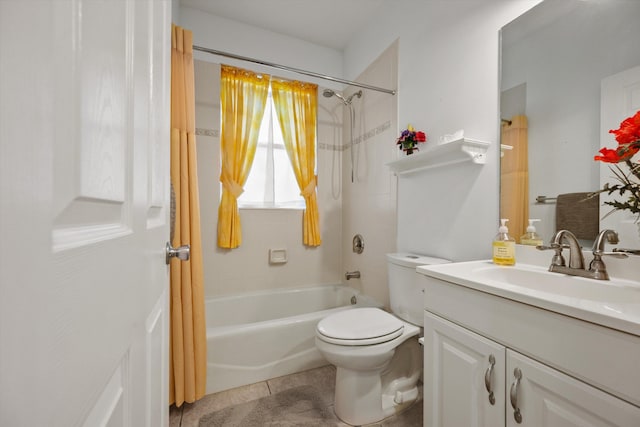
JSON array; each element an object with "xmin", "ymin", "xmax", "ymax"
[{"xmin": 499, "ymin": 0, "xmax": 640, "ymax": 245}]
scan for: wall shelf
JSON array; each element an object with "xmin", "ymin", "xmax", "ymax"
[{"xmin": 386, "ymin": 138, "xmax": 490, "ymax": 175}]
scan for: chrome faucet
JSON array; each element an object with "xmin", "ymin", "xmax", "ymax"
[
  {"xmin": 551, "ymin": 229, "xmax": 584, "ymax": 270},
  {"xmin": 589, "ymin": 229, "xmax": 628, "ymax": 280},
  {"xmin": 593, "ymin": 229, "xmax": 619, "ymax": 252},
  {"xmin": 538, "ymin": 229, "xmax": 627, "ymax": 280}
]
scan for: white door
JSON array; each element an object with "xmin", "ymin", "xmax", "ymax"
[
  {"xmin": 506, "ymin": 350, "xmax": 640, "ymax": 427},
  {"xmin": 423, "ymin": 312, "xmax": 506, "ymax": 427},
  {"xmin": 600, "ymin": 65, "xmax": 640, "ymax": 247},
  {"xmin": 0, "ymin": 1, "xmax": 171, "ymax": 426}
]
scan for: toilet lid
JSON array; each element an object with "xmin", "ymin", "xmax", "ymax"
[{"xmin": 316, "ymin": 307, "xmax": 404, "ymax": 346}]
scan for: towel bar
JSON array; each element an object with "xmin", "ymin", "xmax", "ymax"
[{"xmin": 535, "ymin": 195, "xmax": 557, "ymax": 204}]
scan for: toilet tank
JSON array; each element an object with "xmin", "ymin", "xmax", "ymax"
[{"xmin": 387, "ymin": 253, "xmax": 451, "ymax": 326}]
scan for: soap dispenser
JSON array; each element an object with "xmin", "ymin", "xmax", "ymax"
[
  {"xmin": 493, "ymin": 218, "xmax": 516, "ymax": 266},
  {"xmin": 520, "ymin": 219, "xmax": 543, "ymax": 246}
]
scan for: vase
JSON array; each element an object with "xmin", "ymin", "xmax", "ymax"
[{"xmin": 402, "ymin": 145, "xmax": 418, "ymax": 155}]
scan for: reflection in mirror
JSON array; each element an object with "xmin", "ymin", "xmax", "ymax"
[
  {"xmin": 500, "ymin": 115, "xmax": 528, "ymax": 243},
  {"xmin": 500, "ymin": 0, "xmax": 640, "ymax": 245}
]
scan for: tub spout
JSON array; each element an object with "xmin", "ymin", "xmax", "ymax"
[{"xmin": 345, "ymin": 271, "xmax": 360, "ymax": 280}]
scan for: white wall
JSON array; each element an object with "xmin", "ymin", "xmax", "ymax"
[
  {"xmin": 171, "ymin": 0, "xmax": 180, "ymax": 23},
  {"xmin": 179, "ymin": 6, "xmax": 344, "ymax": 90},
  {"xmin": 344, "ymin": 0, "xmax": 542, "ymax": 261}
]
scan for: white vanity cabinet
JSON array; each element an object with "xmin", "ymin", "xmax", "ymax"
[
  {"xmin": 424, "ymin": 312, "xmax": 640, "ymax": 426},
  {"xmin": 421, "ymin": 273, "xmax": 640, "ymax": 427}
]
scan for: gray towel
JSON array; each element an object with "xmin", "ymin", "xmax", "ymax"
[{"xmin": 555, "ymin": 192, "xmax": 599, "ymax": 240}]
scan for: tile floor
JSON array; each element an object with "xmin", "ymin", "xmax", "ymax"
[{"xmin": 170, "ymin": 365, "xmax": 423, "ymax": 427}]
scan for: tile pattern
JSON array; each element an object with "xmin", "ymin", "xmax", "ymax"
[{"xmin": 170, "ymin": 365, "xmax": 422, "ymax": 427}]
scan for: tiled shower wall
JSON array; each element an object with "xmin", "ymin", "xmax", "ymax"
[
  {"xmin": 194, "ymin": 61, "xmax": 343, "ymax": 298},
  {"xmin": 192, "ymin": 39, "xmax": 398, "ymax": 307},
  {"xmin": 340, "ymin": 41, "xmax": 398, "ymax": 307}
]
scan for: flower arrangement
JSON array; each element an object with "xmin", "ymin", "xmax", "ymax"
[
  {"xmin": 593, "ymin": 110, "xmax": 640, "ymax": 221},
  {"xmin": 396, "ymin": 124, "xmax": 426, "ymax": 155}
]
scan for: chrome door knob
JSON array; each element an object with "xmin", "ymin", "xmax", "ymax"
[{"xmin": 166, "ymin": 242, "xmax": 190, "ymax": 265}]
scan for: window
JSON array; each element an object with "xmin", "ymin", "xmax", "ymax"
[{"xmin": 237, "ymin": 89, "xmax": 307, "ymax": 209}]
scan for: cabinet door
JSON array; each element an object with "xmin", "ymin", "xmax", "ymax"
[
  {"xmin": 424, "ymin": 312, "xmax": 506, "ymax": 427},
  {"xmin": 506, "ymin": 350, "xmax": 640, "ymax": 427}
]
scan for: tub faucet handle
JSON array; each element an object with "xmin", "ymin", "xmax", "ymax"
[{"xmin": 345, "ymin": 271, "xmax": 360, "ymax": 280}]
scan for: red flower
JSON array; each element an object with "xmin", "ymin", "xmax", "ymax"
[
  {"xmin": 596, "ymin": 111, "xmax": 640, "ymax": 164},
  {"xmin": 415, "ymin": 131, "xmax": 426, "ymax": 142},
  {"xmin": 593, "ymin": 110, "xmax": 640, "ymax": 222},
  {"xmin": 609, "ymin": 110, "xmax": 640, "ymax": 145},
  {"xmin": 594, "ymin": 147, "xmax": 624, "ymax": 163}
]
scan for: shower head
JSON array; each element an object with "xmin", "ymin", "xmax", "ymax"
[
  {"xmin": 345, "ymin": 90, "xmax": 363, "ymax": 104},
  {"xmin": 322, "ymin": 88, "xmax": 336, "ymax": 98},
  {"xmin": 322, "ymin": 88, "xmax": 361, "ymax": 105},
  {"xmin": 323, "ymin": 88, "xmax": 362, "ymax": 184}
]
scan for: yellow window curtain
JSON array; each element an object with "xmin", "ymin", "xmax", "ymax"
[
  {"xmin": 169, "ymin": 24, "xmax": 206, "ymax": 407},
  {"xmin": 217, "ymin": 65, "xmax": 270, "ymax": 249},
  {"xmin": 271, "ymin": 79, "xmax": 321, "ymax": 246},
  {"xmin": 500, "ymin": 115, "xmax": 529, "ymax": 242}
]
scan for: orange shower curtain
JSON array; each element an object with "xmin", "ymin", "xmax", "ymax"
[
  {"xmin": 500, "ymin": 115, "xmax": 529, "ymax": 242},
  {"xmin": 169, "ymin": 24, "xmax": 206, "ymax": 406}
]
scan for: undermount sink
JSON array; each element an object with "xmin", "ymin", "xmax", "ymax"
[{"xmin": 417, "ymin": 260, "xmax": 640, "ymax": 336}]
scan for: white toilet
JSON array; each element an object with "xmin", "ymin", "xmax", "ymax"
[{"xmin": 315, "ymin": 253, "xmax": 450, "ymax": 425}]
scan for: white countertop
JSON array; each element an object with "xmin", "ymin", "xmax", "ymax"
[{"xmin": 417, "ymin": 247, "xmax": 640, "ymax": 336}]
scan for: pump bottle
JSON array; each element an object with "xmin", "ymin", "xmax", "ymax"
[
  {"xmin": 520, "ymin": 219, "xmax": 543, "ymax": 246},
  {"xmin": 492, "ymin": 218, "xmax": 516, "ymax": 265}
]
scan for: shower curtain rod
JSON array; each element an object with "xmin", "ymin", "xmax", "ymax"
[{"xmin": 193, "ymin": 45, "xmax": 397, "ymax": 95}]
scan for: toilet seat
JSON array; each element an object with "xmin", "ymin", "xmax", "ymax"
[{"xmin": 316, "ymin": 307, "xmax": 404, "ymax": 346}]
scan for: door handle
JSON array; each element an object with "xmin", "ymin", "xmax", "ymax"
[{"xmin": 166, "ymin": 242, "xmax": 190, "ymax": 265}]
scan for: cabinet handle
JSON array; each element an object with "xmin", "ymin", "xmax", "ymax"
[
  {"xmin": 510, "ymin": 367, "xmax": 523, "ymax": 424},
  {"xmin": 484, "ymin": 354, "xmax": 496, "ymax": 405}
]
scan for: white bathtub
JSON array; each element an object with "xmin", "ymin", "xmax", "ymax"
[{"xmin": 205, "ymin": 284, "xmax": 381, "ymax": 394}]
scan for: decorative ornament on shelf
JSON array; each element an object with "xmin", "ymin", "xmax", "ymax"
[
  {"xmin": 396, "ymin": 124, "xmax": 426, "ymax": 155},
  {"xmin": 592, "ymin": 110, "xmax": 640, "ymax": 222}
]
